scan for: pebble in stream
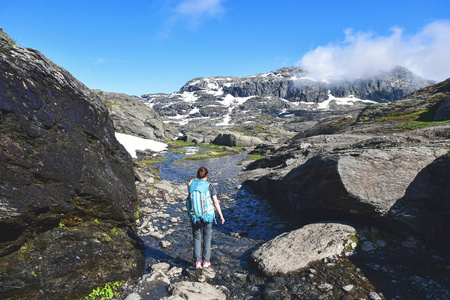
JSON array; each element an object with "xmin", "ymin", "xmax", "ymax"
[{"xmin": 122, "ymin": 150, "xmax": 450, "ymax": 300}]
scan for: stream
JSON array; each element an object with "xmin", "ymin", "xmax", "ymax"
[
  {"xmin": 127, "ymin": 148, "xmax": 450, "ymax": 300},
  {"xmin": 137, "ymin": 149, "xmax": 293, "ymax": 299}
]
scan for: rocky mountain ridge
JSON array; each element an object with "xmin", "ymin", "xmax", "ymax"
[{"xmin": 141, "ymin": 66, "xmax": 433, "ymax": 144}]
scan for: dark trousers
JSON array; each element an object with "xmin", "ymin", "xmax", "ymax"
[{"xmin": 191, "ymin": 220, "xmax": 213, "ymax": 262}]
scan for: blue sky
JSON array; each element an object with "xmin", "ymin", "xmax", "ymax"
[{"xmin": 1, "ymin": 0, "xmax": 449, "ymax": 95}]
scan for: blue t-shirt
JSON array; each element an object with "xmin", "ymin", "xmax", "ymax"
[{"xmin": 209, "ymin": 184, "xmax": 217, "ymax": 197}]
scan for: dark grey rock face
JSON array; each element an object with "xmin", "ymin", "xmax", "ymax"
[
  {"xmin": 247, "ymin": 146, "xmax": 436, "ymax": 212},
  {"xmin": 0, "ymin": 29, "xmax": 144, "ymax": 299},
  {"xmin": 93, "ymin": 90, "xmax": 179, "ymax": 141},
  {"xmin": 242, "ymin": 78, "xmax": 450, "ymax": 247}
]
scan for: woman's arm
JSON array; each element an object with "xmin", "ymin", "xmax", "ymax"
[{"xmin": 212, "ymin": 195, "xmax": 225, "ymax": 224}]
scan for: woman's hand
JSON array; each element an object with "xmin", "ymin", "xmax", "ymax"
[{"xmin": 220, "ymin": 217, "xmax": 225, "ymax": 224}]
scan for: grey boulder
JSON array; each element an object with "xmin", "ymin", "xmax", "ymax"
[
  {"xmin": 168, "ymin": 281, "xmax": 227, "ymax": 300},
  {"xmin": 212, "ymin": 131, "xmax": 263, "ymax": 147},
  {"xmin": 249, "ymin": 222, "xmax": 357, "ymax": 277}
]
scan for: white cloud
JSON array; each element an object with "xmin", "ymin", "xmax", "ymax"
[
  {"xmin": 297, "ymin": 20, "xmax": 450, "ymax": 82},
  {"xmin": 163, "ymin": 0, "xmax": 225, "ymax": 34},
  {"xmin": 175, "ymin": 0, "xmax": 224, "ymax": 18}
]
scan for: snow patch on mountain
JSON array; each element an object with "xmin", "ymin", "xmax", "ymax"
[{"xmin": 317, "ymin": 91, "xmax": 378, "ymax": 110}]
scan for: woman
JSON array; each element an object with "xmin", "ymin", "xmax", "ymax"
[{"xmin": 187, "ymin": 167, "xmax": 225, "ymax": 269}]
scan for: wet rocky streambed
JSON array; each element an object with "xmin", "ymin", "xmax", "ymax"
[{"xmin": 121, "ymin": 148, "xmax": 449, "ymax": 300}]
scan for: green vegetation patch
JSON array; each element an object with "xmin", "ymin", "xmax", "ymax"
[
  {"xmin": 200, "ymin": 144, "xmax": 244, "ymax": 151},
  {"xmin": 329, "ymin": 117, "xmax": 357, "ymax": 127},
  {"xmin": 183, "ymin": 151, "xmax": 231, "ymax": 160},
  {"xmin": 369, "ymin": 96, "xmax": 450, "ymax": 132},
  {"xmin": 181, "ymin": 143, "xmax": 244, "ymax": 160},
  {"xmin": 249, "ymin": 154, "xmax": 264, "ymax": 160},
  {"xmin": 167, "ymin": 140, "xmax": 196, "ymax": 148},
  {"xmin": 85, "ymin": 281, "xmax": 124, "ymax": 300}
]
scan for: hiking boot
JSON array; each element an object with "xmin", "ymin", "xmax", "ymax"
[
  {"xmin": 202, "ymin": 261, "xmax": 211, "ymax": 268},
  {"xmin": 195, "ymin": 261, "xmax": 202, "ymax": 270}
]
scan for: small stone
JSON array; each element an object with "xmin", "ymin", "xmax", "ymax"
[
  {"xmin": 151, "ymin": 262, "xmax": 171, "ymax": 273},
  {"xmin": 146, "ymin": 271, "xmax": 170, "ymax": 285},
  {"xmin": 203, "ymin": 267, "xmax": 216, "ymax": 280},
  {"xmin": 362, "ymin": 241, "xmax": 377, "ymax": 252},
  {"xmin": 342, "ymin": 284, "xmax": 354, "ymax": 292},
  {"xmin": 317, "ymin": 283, "xmax": 333, "ymax": 291},
  {"xmin": 167, "ymin": 266, "xmax": 183, "ymax": 278},
  {"xmin": 402, "ymin": 237, "xmax": 417, "ymax": 248},
  {"xmin": 150, "ymin": 231, "xmax": 165, "ymax": 240},
  {"xmin": 376, "ymin": 240, "xmax": 387, "ymax": 247},
  {"xmin": 233, "ymin": 273, "xmax": 247, "ymax": 282},
  {"xmin": 170, "ymin": 217, "xmax": 178, "ymax": 223},
  {"xmin": 125, "ymin": 292, "xmax": 142, "ymax": 300},
  {"xmin": 369, "ymin": 291, "xmax": 382, "ymax": 300},
  {"xmin": 160, "ymin": 240, "xmax": 171, "ymax": 248}
]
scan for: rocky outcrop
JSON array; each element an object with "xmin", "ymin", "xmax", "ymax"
[
  {"xmin": 0, "ymin": 29, "xmax": 144, "ymax": 299},
  {"xmin": 245, "ymin": 138, "xmax": 449, "ymax": 242},
  {"xmin": 243, "ymin": 78, "xmax": 450, "ymax": 248},
  {"xmin": 212, "ymin": 131, "xmax": 263, "ymax": 147},
  {"xmin": 249, "ymin": 223, "xmax": 357, "ymax": 277},
  {"xmin": 93, "ymin": 90, "xmax": 179, "ymax": 141}
]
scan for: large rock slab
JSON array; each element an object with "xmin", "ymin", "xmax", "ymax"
[
  {"xmin": 245, "ymin": 145, "xmax": 448, "ymax": 238},
  {"xmin": 168, "ymin": 281, "xmax": 226, "ymax": 300},
  {"xmin": 249, "ymin": 222, "xmax": 357, "ymax": 277},
  {"xmin": 0, "ymin": 28, "xmax": 143, "ymax": 299}
]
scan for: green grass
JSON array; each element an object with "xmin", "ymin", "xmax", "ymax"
[
  {"xmin": 249, "ymin": 154, "xmax": 264, "ymax": 160},
  {"xmin": 199, "ymin": 144, "xmax": 245, "ymax": 151},
  {"xmin": 369, "ymin": 98, "xmax": 450, "ymax": 132},
  {"xmin": 181, "ymin": 143, "xmax": 245, "ymax": 160},
  {"xmin": 329, "ymin": 117, "xmax": 357, "ymax": 127},
  {"xmin": 85, "ymin": 281, "xmax": 124, "ymax": 300},
  {"xmin": 167, "ymin": 140, "xmax": 196, "ymax": 147},
  {"xmin": 183, "ymin": 151, "xmax": 232, "ymax": 160}
]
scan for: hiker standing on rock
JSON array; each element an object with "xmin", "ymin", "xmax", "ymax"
[{"xmin": 186, "ymin": 167, "xmax": 225, "ymax": 270}]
